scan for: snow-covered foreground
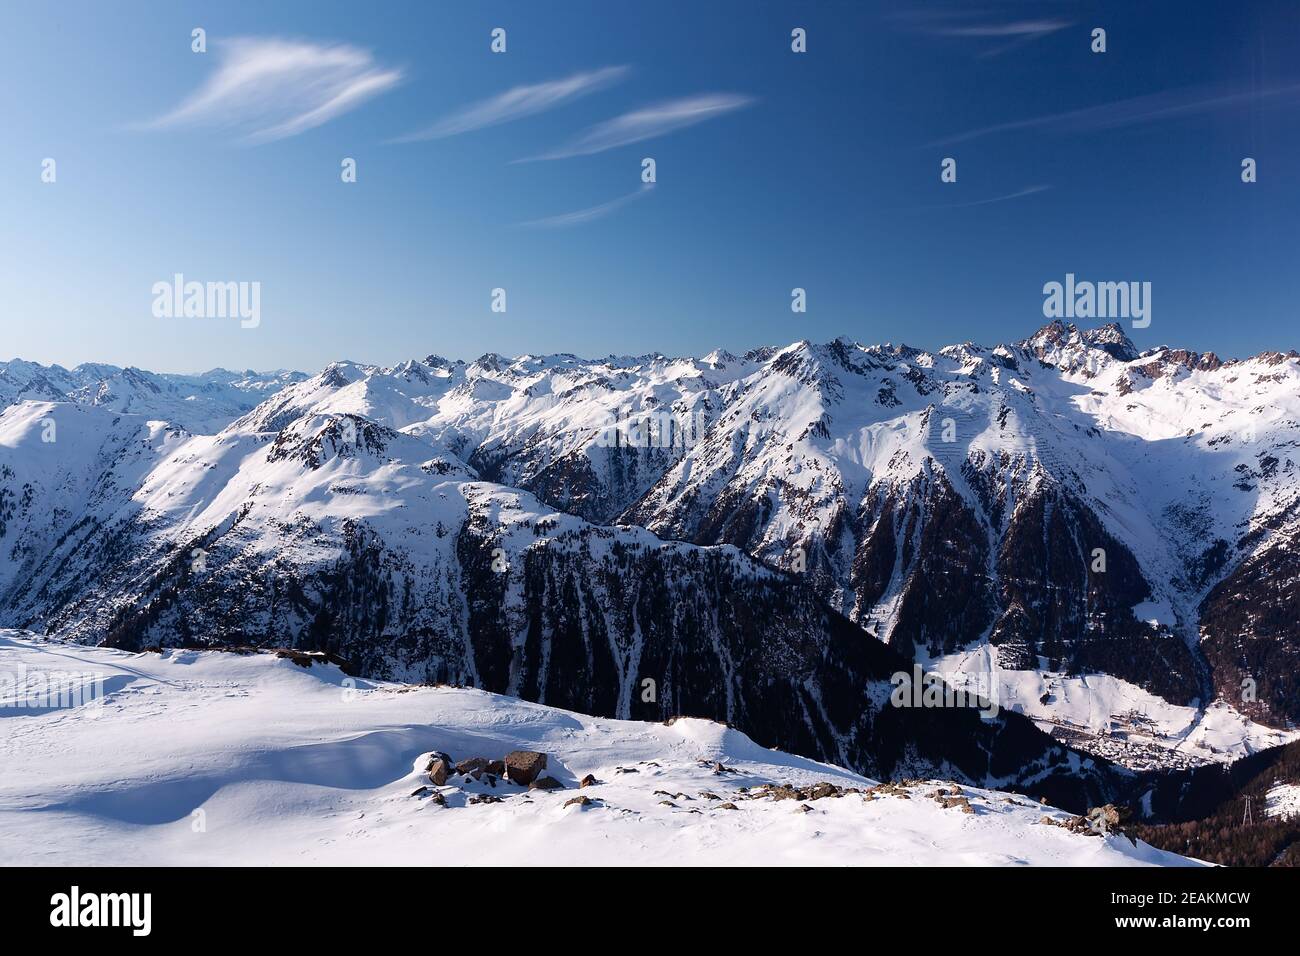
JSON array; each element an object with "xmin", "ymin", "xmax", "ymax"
[{"xmin": 0, "ymin": 634, "xmax": 1202, "ymax": 866}]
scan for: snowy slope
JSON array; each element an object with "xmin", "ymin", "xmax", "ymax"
[
  {"xmin": 0, "ymin": 401, "xmax": 191, "ymax": 598},
  {"xmin": 0, "ymin": 633, "xmax": 1200, "ymax": 867},
  {"xmin": 1265, "ymin": 783, "xmax": 1300, "ymax": 821}
]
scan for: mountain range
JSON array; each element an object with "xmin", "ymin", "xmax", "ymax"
[{"xmin": 2, "ymin": 321, "xmax": 1297, "ymax": 814}]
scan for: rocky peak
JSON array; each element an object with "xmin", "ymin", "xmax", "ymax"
[
  {"xmin": 1021, "ymin": 321, "xmax": 1138, "ymax": 367},
  {"xmin": 1080, "ymin": 323, "xmax": 1140, "ymax": 361},
  {"xmin": 318, "ymin": 362, "xmax": 365, "ymax": 390},
  {"xmin": 265, "ymin": 413, "xmax": 394, "ymax": 469},
  {"xmin": 471, "ymin": 353, "xmax": 509, "ymax": 375},
  {"xmin": 701, "ymin": 348, "xmax": 737, "ymax": 369}
]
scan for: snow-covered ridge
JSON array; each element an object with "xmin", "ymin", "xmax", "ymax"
[
  {"xmin": 0, "ymin": 359, "xmax": 305, "ymax": 433},
  {"xmin": 0, "ymin": 634, "xmax": 1201, "ymax": 867}
]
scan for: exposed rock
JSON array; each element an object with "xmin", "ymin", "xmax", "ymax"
[
  {"xmin": 1081, "ymin": 803, "xmax": 1129, "ymax": 836},
  {"xmin": 455, "ymin": 757, "xmax": 489, "ymax": 776},
  {"xmin": 579, "ymin": 774, "xmax": 598, "ymax": 788},
  {"xmin": 505, "ymin": 750, "xmax": 548, "ymax": 786},
  {"xmin": 1040, "ymin": 814, "xmax": 1093, "ymax": 834},
  {"xmin": 865, "ymin": 782, "xmax": 912, "ymax": 799},
  {"xmin": 428, "ymin": 757, "xmax": 451, "ymax": 786},
  {"xmin": 424, "ymin": 751, "xmax": 452, "ymax": 771},
  {"xmin": 1092, "ymin": 803, "xmax": 1124, "ymax": 828},
  {"xmin": 1039, "ymin": 804, "xmax": 1127, "ymax": 836},
  {"xmin": 274, "ymin": 648, "xmax": 334, "ymax": 668},
  {"xmin": 750, "ymin": 780, "xmax": 844, "ymax": 802},
  {"xmin": 528, "ymin": 775, "xmax": 564, "ymax": 791},
  {"xmin": 935, "ymin": 795, "xmax": 974, "ymax": 813},
  {"xmin": 564, "ymin": 796, "xmax": 593, "ymax": 808}
]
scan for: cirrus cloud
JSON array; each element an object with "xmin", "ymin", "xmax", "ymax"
[
  {"xmin": 391, "ymin": 66, "xmax": 628, "ymax": 143},
  {"xmin": 928, "ymin": 81, "xmax": 1300, "ymax": 147},
  {"xmin": 521, "ymin": 93, "xmax": 755, "ymax": 161},
  {"xmin": 141, "ymin": 37, "xmax": 403, "ymax": 143},
  {"xmin": 514, "ymin": 184, "xmax": 654, "ymax": 229}
]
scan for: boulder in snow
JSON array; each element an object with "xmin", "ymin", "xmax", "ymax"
[{"xmin": 505, "ymin": 750, "xmax": 548, "ymax": 785}]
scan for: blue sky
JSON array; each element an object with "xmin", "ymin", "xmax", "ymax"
[{"xmin": 2, "ymin": 0, "xmax": 1298, "ymax": 373}]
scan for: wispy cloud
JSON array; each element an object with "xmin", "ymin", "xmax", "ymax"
[
  {"xmin": 141, "ymin": 37, "xmax": 402, "ymax": 143},
  {"xmin": 929, "ymin": 82, "xmax": 1300, "ymax": 147},
  {"xmin": 391, "ymin": 66, "xmax": 628, "ymax": 143},
  {"xmin": 522, "ymin": 93, "xmax": 754, "ymax": 161},
  {"xmin": 931, "ymin": 19, "xmax": 1072, "ymax": 38},
  {"xmin": 922, "ymin": 184, "xmax": 1051, "ymax": 209},
  {"xmin": 893, "ymin": 11, "xmax": 1071, "ymax": 57},
  {"xmin": 514, "ymin": 184, "xmax": 654, "ymax": 228}
]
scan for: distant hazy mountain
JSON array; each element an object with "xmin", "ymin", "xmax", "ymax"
[{"xmin": 0, "ymin": 358, "xmax": 305, "ymax": 433}]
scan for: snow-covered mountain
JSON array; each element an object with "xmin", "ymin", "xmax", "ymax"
[
  {"xmin": 1, "ymin": 321, "xmax": 1296, "ymax": 787},
  {"xmin": 0, "ymin": 358, "xmax": 304, "ymax": 433},
  {"xmin": 0, "ymin": 634, "xmax": 1199, "ymax": 867},
  {"xmin": 0, "ymin": 396, "xmax": 1126, "ymax": 808}
]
